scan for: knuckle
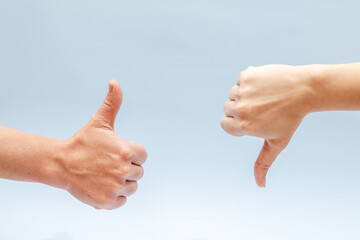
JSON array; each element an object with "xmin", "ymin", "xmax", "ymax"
[
  {"xmin": 237, "ymin": 120, "xmax": 251, "ymax": 133},
  {"xmin": 103, "ymin": 97, "xmax": 114, "ymax": 110},
  {"xmin": 263, "ymin": 164, "xmax": 271, "ymax": 170},
  {"xmin": 240, "ymin": 70, "xmax": 253, "ymax": 83},
  {"xmin": 236, "ymin": 104, "xmax": 250, "ymax": 116},
  {"xmin": 238, "ymin": 88, "xmax": 250, "ymax": 98},
  {"xmin": 231, "ymin": 85, "xmax": 238, "ymax": 91},
  {"xmin": 95, "ymin": 195, "xmax": 114, "ymax": 208},
  {"xmin": 224, "ymin": 101, "xmax": 232, "ymax": 111},
  {"xmin": 255, "ymin": 162, "xmax": 271, "ymax": 171},
  {"xmin": 229, "ymin": 86, "xmax": 239, "ymax": 98},
  {"xmin": 119, "ymin": 164, "xmax": 131, "ymax": 177},
  {"xmin": 255, "ymin": 161, "xmax": 271, "ymax": 171},
  {"xmin": 120, "ymin": 148, "xmax": 134, "ymax": 160}
]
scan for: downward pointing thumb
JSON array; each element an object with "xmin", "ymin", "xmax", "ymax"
[
  {"xmin": 254, "ymin": 139, "xmax": 287, "ymax": 188},
  {"xmin": 94, "ymin": 80, "xmax": 123, "ymax": 129}
]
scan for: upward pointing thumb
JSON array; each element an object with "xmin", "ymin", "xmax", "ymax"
[{"xmin": 94, "ymin": 80, "xmax": 123, "ymax": 129}]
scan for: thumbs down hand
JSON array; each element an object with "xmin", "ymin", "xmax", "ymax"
[{"xmin": 221, "ymin": 65, "xmax": 313, "ymax": 187}]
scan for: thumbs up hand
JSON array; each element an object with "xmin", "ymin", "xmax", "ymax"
[
  {"xmin": 221, "ymin": 65, "xmax": 313, "ymax": 187},
  {"xmin": 61, "ymin": 80, "xmax": 147, "ymax": 210}
]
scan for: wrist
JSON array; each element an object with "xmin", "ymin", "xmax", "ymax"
[
  {"xmin": 298, "ymin": 64, "xmax": 330, "ymax": 114},
  {"xmin": 286, "ymin": 65, "xmax": 322, "ymax": 116},
  {"xmin": 40, "ymin": 138, "xmax": 70, "ymax": 190}
]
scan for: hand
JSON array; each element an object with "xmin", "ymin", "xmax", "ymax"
[
  {"xmin": 221, "ymin": 65, "xmax": 312, "ymax": 187},
  {"xmin": 61, "ymin": 80, "xmax": 147, "ymax": 210}
]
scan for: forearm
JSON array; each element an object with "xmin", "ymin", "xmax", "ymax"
[
  {"xmin": 307, "ymin": 63, "xmax": 360, "ymax": 112},
  {"xmin": 0, "ymin": 126, "xmax": 66, "ymax": 188}
]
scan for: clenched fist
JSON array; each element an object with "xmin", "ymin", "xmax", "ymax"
[
  {"xmin": 61, "ymin": 80, "xmax": 147, "ymax": 209},
  {"xmin": 221, "ymin": 65, "xmax": 313, "ymax": 187}
]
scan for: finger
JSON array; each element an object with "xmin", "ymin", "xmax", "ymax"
[
  {"xmin": 254, "ymin": 139, "xmax": 284, "ymax": 188},
  {"xmin": 220, "ymin": 117, "xmax": 243, "ymax": 136},
  {"xmin": 223, "ymin": 101, "xmax": 236, "ymax": 117},
  {"xmin": 93, "ymin": 80, "xmax": 123, "ymax": 129},
  {"xmin": 107, "ymin": 196, "xmax": 127, "ymax": 210},
  {"xmin": 127, "ymin": 164, "xmax": 144, "ymax": 181},
  {"xmin": 237, "ymin": 66, "xmax": 254, "ymax": 86},
  {"xmin": 128, "ymin": 141, "xmax": 147, "ymax": 165},
  {"xmin": 236, "ymin": 74, "xmax": 241, "ymax": 86},
  {"xmin": 229, "ymin": 85, "xmax": 240, "ymax": 100},
  {"xmin": 122, "ymin": 180, "xmax": 138, "ymax": 197},
  {"xmin": 93, "ymin": 195, "xmax": 127, "ymax": 210}
]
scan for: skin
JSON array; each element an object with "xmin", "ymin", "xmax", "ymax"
[
  {"xmin": 221, "ymin": 63, "xmax": 360, "ymax": 187},
  {"xmin": 0, "ymin": 80, "xmax": 147, "ymax": 210}
]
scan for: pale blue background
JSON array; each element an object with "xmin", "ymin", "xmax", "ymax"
[{"xmin": 1, "ymin": 0, "xmax": 360, "ymax": 239}]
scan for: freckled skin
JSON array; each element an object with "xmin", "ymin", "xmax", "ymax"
[
  {"xmin": 0, "ymin": 80, "xmax": 147, "ymax": 210},
  {"xmin": 221, "ymin": 63, "xmax": 360, "ymax": 187}
]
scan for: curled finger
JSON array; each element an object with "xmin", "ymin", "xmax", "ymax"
[
  {"xmin": 220, "ymin": 117, "xmax": 243, "ymax": 136},
  {"xmin": 223, "ymin": 100, "xmax": 236, "ymax": 118}
]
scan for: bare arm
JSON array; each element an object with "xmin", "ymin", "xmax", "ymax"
[
  {"xmin": 0, "ymin": 80, "xmax": 147, "ymax": 210},
  {"xmin": 310, "ymin": 63, "xmax": 360, "ymax": 111},
  {"xmin": 221, "ymin": 63, "xmax": 360, "ymax": 187},
  {"xmin": 0, "ymin": 126, "xmax": 65, "ymax": 187},
  {"xmin": 0, "ymin": 126, "xmax": 63, "ymax": 187}
]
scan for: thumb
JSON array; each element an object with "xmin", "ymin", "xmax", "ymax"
[
  {"xmin": 93, "ymin": 80, "xmax": 123, "ymax": 129},
  {"xmin": 254, "ymin": 139, "xmax": 288, "ymax": 188}
]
